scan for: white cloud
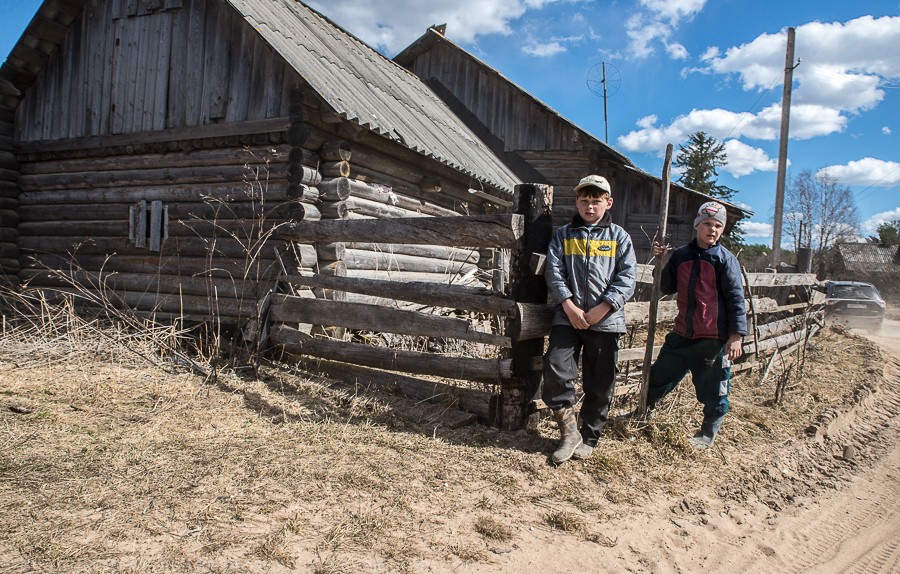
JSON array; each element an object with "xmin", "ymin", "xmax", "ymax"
[
  {"xmin": 862, "ymin": 207, "xmax": 900, "ymax": 235},
  {"xmin": 703, "ymin": 16, "xmax": 900, "ymax": 115},
  {"xmin": 522, "ymin": 41, "xmax": 566, "ymax": 56},
  {"xmin": 666, "ymin": 42, "xmax": 689, "ymax": 60},
  {"xmin": 742, "ymin": 221, "xmax": 773, "ymax": 237},
  {"xmin": 817, "ymin": 158, "xmax": 900, "ymax": 187},
  {"xmin": 722, "ymin": 140, "xmax": 778, "ymax": 178},
  {"xmin": 626, "ymin": 0, "xmax": 707, "ymax": 59},
  {"xmin": 884, "ymin": 126, "xmax": 893, "ymax": 135},
  {"xmin": 304, "ymin": 0, "xmax": 563, "ymax": 55}
]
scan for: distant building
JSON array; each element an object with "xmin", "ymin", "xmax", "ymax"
[{"xmin": 828, "ymin": 242, "xmax": 900, "ymax": 301}]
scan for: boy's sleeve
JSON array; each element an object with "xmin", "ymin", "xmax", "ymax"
[
  {"xmin": 659, "ymin": 250, "xmax": 678, "ymax": 295},
  {"xmin": 545, "ymin": 227, "xmax": 571, "ymax": 304},
  {"xmin": 601, "ymin": 229, "xmax": 637, "ymax": 311},
  {"xmin": 721, "ymin": 255, "xmax": 748, "ymax": 336}
]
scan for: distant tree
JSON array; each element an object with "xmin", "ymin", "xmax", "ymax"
[
  {"xmin": 869, "ymin": 220, "xmax": 900, "ymax": 245},
  {"xmin": 785, "ymin": 169, "xmax": 859, "ymax": 270},
  {"xmin": 673, "ymin": 131, "xmax": 742, "ymax": 247}
]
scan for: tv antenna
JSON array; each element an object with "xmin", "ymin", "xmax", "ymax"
[{"xmin": 586, "ymin": 62, "xmax": 621, "ymax": 143}]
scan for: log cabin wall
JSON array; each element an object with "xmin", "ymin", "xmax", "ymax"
[
  {"xmin": 0, "ymin": 115, "xmax": 19, "ymax": 282},
  {"xmin": 9, "ymin": 0, "xmax": 503, "ymax": 324}
]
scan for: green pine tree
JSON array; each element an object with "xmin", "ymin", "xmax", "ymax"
[{"xmin": 673, "ymin": 131, "xmax": 742, "ymax": 247}]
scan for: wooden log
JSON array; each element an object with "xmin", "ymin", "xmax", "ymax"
[
  {"xmin": 26, "ymin": 285, "xmax": 261, "ymax": 319},
  {"xmin": 318, "ymin": 260, "xmax": 347, "ymax": 277},
  {"xmin": 287, "ymin": 163, "xmax": 322, "ymax": 186},
  {"xmin": 319, "ymin": 140, "xmax": 351, "ymax": 162},
  {"xmin": 18, "ymin": 145, "xmax": 292, "ymax": 175},
  {"xmin": 0, "ymin": 181, "xmax": 19, "ymax": 198},
  {"xmin": 0, "ymin": 150, "xmax": 18, "ymax": 171},
  {"xmin": 348, "ymin": 242, "xmax": 479, "ymax": 264},
  {"xmin": 344, "ymin": 195, "xmax": 423, "ymax": 219},
  {"xmin": 18, "ymin": 200, "xmax": 311, "ymax": 223},
  {"xmin": 319, "ymin": 177, "xmax": 351, "ymax": 201},
  {"xmin": 419, "ymin": 176, "xmax": 442, "ymax": 193},
  {"xmin": 18, "ymin": 218, "xmax": 299, "ymax": 238},
  {"xmin": 0, "ymin": 168, "xmax": 19, "ymax": 182},
  {"xmin": 24, "ymin": 252, "xmax": 285, "ymax": 279},
  {"xmin": 343, "ymin": 248, "xmax": 479, "ymax": 275},
  {"xmin": 288, "ymin": 147, "xmax": 321, "ymax": 167},
  {"xmin": 500, "ymin": 183, "xmax": 554, "ymax": 430},
  {"xmin": 319, "ymin": 200, "xmax": 348, "ymax": 220},
  {"xmin": 18, "ymin": 182, "xmax": 298, "ymax": 204},
  {"xmin": 0, "ymin": 228, "xmax": 17, "ymax": 242},
  {"xmin": 279, "ymin": 274, "xmax": 516, "ymax": 317},
  {"xmin": 345, "ymin": 268, "xmax": 485, "ymax": 285},
  {"xmin": 0, "ymin": 210, "xmax": 19, "ymax": 227},
  {"xmin": 19, "ymin": 268, "xmax": 271, "ymax": 299},
  {"xmin": 315, "ymin": 242, "xmax": 345, "ymax": 261},
  {"xmin": 270, "ymin": 329, "xmax": 512, "ymax": 383},
  {"xmin": 270, "ymin": 293, "xmax": 510, "ymax": 347},
  {"xmin": 285, "ymin": 184, "xmax": 320, "ymax": 202},
  {"xmin": 347, "ymin": 177, "xmax": 460, "ymax": 217},
  {"xmin": 0, "ymin": 244, "xmax": 19, "ymax": 259},
  {"xmin": 277, "ymin": 214, "xmax": 524, "ymax": 248},
  {"xmin": 17, "ymin": 235, "xmax": 318, "ymax": 266},
  {"xmin": 279, "ymin": 351, "xmax": 493, "ymax": 423},
  {"xmin": 321, "ymin": 161, "xmax": 350, "ymax": 178},
  {"xmin": 17, "ymin": 163, "xmax": 291, "ymax": 191},
  {"xmin": 287, "ymin": 122, "xmax": 310, "ymax": 147}
]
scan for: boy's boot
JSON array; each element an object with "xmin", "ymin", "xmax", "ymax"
[
  {"xmin": 571, "ymin": 441, "xmax": 593, "ymax": 460},
  {"xmin": 551, "ymin": 407, "xmax": 583, "ymax": 464},
  {"xmin": 688, "ymin": 415, "xmax": 725, "ymax": 450}
]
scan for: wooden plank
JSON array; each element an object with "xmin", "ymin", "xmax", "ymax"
[
  {"xmin": 270, "ymin": 293, "xmax": 510, "ymax": 347},
  {"xmin": 279, "ymin": 274, "xmax": 516, "ymax": 317},
  {"xmin": 270, "ymin": 327, "xmax": 513, "ymax": 383},
  {"xmin": 277, "ymin": 214, "xmax": 524, "ymax": 248}
]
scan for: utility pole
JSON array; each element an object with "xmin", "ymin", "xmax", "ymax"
[{"xmin": 771, "ymin": 27, "xmax": 797, "ymax": 268}]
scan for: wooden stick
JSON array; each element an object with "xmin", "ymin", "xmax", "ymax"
[{"xmin": 639, "ymin": 143, "xmax": 673, "ymax": 413}]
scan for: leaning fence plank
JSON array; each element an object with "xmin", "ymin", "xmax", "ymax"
[
  {"xmin": 270, "ymin": 294, "xmax": 511, "ymax": 347},
  {"xmin": 641, "ymin": 143, "xmax": 672, "ymax": 414},
  {"xmin": 270, "ymin": 325, "xmax": 512, "ymax": 382}
]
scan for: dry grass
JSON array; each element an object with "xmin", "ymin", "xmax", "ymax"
[{"xmin": 0, "ymin": 288, "xmax": 884, "ymax": 573}]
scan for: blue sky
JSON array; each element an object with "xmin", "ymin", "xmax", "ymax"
[{"xmin": 2, "ymin": 0, "xmax": 899, "ymax": 247}]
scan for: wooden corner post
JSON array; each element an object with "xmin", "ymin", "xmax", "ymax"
[
  {"xmin": 638, "ymin": 144, "xmax": 673, "ymax": 413},
  {"xmin": 500, "ymin": 183, "xmax": 553, "ymax": 430}
]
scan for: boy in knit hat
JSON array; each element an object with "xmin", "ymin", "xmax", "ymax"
[{"xmin": 644, "ymin": 201, "xmax": 747, "ymax": 449}]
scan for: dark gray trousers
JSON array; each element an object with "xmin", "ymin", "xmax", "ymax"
[{"xmin": 542, "ymin": 325, "xmax": 619, "ymax": 447}]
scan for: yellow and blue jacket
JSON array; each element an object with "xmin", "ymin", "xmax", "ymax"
[{"xmin": 545, "ymin": 212, "xmax": 637, "ymax": 333}]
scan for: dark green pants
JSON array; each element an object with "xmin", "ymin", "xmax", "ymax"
[{"xmin": 647, "ymin": 332, "xmax": 731, "ymax": 421}]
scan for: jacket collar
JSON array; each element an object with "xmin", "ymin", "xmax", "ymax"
[{"xmin": 571, "ymin": 211, "xmax": 612, "ymax": 229}]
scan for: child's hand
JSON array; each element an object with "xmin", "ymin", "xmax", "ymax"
[
  {"xmin": 562, "ymin": 299, "xmax": 590, "ymax": 330},
  {"xmin": 726, "ymin": 334, "xmax": 743, "ymax": 360},
  {"xmin": 585, "ymin": 301, "xmax": 612, "ymax": 326},
  {"xmin": 651, "ymin": 241, "xmax": 671, "ymax": 258}
]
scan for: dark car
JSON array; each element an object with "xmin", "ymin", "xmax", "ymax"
[{"xmin": 823, "ymin": 280, "xmax": 886, "ymax": 330}]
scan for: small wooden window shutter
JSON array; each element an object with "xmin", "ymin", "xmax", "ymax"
[{"xmin": 149, "ymin": 200, "xmax": 165, "ymax": 252}]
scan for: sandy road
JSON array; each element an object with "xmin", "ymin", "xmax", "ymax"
[{"xmin": 718, "ymin": 320, "xmax": 900, "ymax": 573}]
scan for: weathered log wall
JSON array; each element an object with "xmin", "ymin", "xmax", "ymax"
[{"xmin": 0, "ymin": 116, "xmax": 19, "ymax": 281}]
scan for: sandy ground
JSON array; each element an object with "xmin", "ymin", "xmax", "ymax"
[
  {"xmin": 462, "ymin": 321, "xmax": 900, "ymax": 574},
  {"xmin": 1, "ymin": 316, "xmax": 898, "ymax": 573}
]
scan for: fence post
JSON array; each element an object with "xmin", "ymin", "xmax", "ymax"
[{"xmin": 500, "ymin": 183, "xmax": 553, "ymax": 430}]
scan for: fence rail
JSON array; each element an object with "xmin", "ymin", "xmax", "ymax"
[{"xmin": 267, "ymin": 184, "xmax": 823, "ymax": 430}]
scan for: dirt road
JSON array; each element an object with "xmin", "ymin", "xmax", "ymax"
[{"xmin": 712, "ymin": 320, "xmax": 900, "ymax": 573}]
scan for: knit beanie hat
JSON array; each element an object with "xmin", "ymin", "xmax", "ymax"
[{"xmin": 693, "ymin": 201, "xmax": 727, "ymax": 228}]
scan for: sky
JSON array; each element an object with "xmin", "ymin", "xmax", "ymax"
[{"xmin": 2, "ymin": 0, "xmax": 898, "ymax": 248}]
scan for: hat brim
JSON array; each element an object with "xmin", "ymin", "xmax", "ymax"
[{"xmin": 573, "ymin": 182, "xmax": 611, "ymax": 195}]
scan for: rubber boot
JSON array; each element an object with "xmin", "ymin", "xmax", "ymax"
[
  {"xmin": 551, "ymin": 407, "xmax": 583, "ymax": 464},
  {"xmin": 688, "ymin": 415, "xmax": 725, "ymax": 450},
  {"xmin": 571, "ymin": 442, "xmax": 594, "ymax": 460}
]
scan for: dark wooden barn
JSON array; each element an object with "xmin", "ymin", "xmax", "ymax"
[
  {"xmin": 394, "ymin": 26, "xmax": 751, "ymax": 257},
  {"xmin": 0, "ymin": 0, "xmax": 523, "ymax": 325}
]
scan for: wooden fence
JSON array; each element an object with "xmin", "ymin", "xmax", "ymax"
[{"xmin": 265, "ymin": 184, "xmax": 823, "ymax": 430}]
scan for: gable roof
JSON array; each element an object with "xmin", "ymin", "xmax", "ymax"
[
  {"xmin": 395, "ymin": 28, "xmax": 753, "ymax": 219},
  {"xmin": 834, "ymin": 242, "xmax": 900, "ymax": 273},
  {"xmin": 1, "ymin": 0, "xmax": 521, "ymax": 197}
]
